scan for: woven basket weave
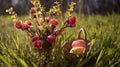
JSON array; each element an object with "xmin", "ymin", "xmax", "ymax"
[{"xmin": 62, "ymin": 28, "xmax": 88, "ymax": 62}]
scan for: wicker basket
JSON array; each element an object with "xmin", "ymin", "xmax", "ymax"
[{"xmin": 62, "ymin": 28, "xmax": 88, "ymax": 62}]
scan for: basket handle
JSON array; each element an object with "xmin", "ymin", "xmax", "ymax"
[{"xmin": 77, "ymin": 28, "xmax": 87, "ymax": 41}]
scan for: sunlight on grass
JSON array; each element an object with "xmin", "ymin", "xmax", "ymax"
[{"xmin": 0, "ymin": 14, "xmax": 120, "ymax": 66}]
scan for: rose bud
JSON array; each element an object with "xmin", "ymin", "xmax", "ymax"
[
  {"xmin": 25, "ymin": 20, "xmax": 32, "ymax": 25},
  {"xmin": 70, "ymin": 23, "xmax": 76, "ymax": 27},
  {"xmin": 32, "ymin": 34, "xmax": 39, "ymax": 42},
  {"xmin": 67, "ymin": 16, "xmax": 76, "ymax": 27},
  {"xmin": 21, "ymin": 23, "xmax": 29, "ymax": 30},
  {"xmin": 70, "ymin": 47, "xmax": 86, "ymax": 55},
  {"xmin": 72, "ymin": 40, "xmax": 86, "ymax": 48},
  {"xmin": 45, "ymin": 16, "xmax": 51, "ymax": 22},
  {"xmin": 50, "ymin": 25, "xmax": 56, "ymax": 30},
  {"xmin": 14, "ymin": 21, "xmax": 22, "ymax": 29},
  {"xmin": 49, "ymin": 19, "xmax": 58, "ymax": 26},
  {"xmin": 31, "ymin": 7, "xmax": 36, "ymax": 13},
  {"xmin": 47, "ymin": 35, "xmax": 55, "ymax": 43},
  {"xmin": 55, "ymin": 29, "xmax": 61, "ymax": 35},
  {"xmin": 32, "ymin": 40, "xmax": 42, "ymax": 49}
]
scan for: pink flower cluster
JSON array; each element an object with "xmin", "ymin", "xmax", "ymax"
[
  {"xmin": 14, "ymin": 7, "xmax": 76, "ymax": 49},
  {"xmin": 32, "ymin": 34, "xmax": 42, "ymax": 48},
  {"xmin": 14, "ymin": 20, "xmax": 32, "ymax": 30}
]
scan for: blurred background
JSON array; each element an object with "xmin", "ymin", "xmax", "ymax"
[
  {"xmin": 0, "ymin": 0, "xmax": 120, "ymax": 67},
  {"xmin": 0, "ymin": 0, "xmax": 120, "ymax": 16}
]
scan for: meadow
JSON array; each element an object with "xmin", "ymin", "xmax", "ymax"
[{"xmin": 0, "ymin": 14, "xmax": 120, "ymax": 67}]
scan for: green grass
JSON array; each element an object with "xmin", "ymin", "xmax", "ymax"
[{"xmin": 0, "ymin": 14, "xmax": 120, "ymax": 67}]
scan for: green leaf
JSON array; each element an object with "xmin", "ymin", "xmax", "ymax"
[
  {"xmin": 96, "ymin": 48, "xmax": 105, "ymax": 65},
  {"xmin": 9, "ymin": 49, "xmax": 28, "ymax": 67},
  {"xmin": 0, "ymin": 55, "xmax": 12, "ymax": 67},
  {"xmin": 112, "ymin": 59, "xmax": 120, "ymax": 66},
  {"xmin": 76, "ymin": 48, "xmax": 101, "ymax": 67}
]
